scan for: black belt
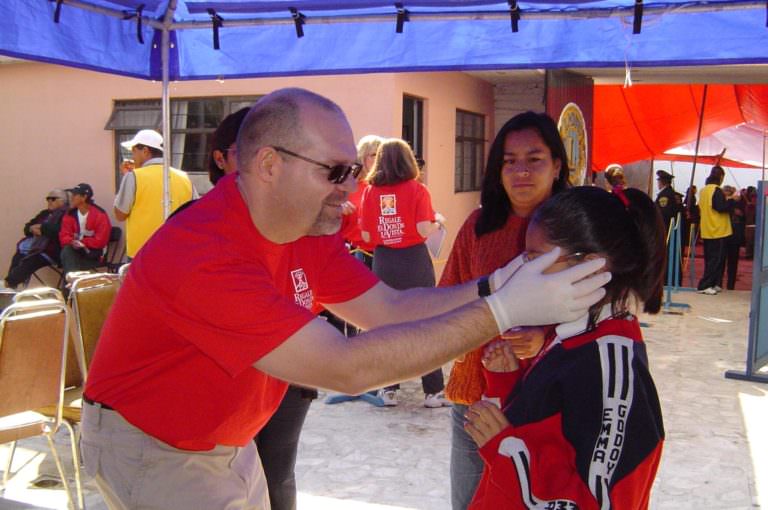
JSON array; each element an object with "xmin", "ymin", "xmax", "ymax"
[{"xmin": 83, "ymin": 395, "xmax": 114, "ymax": 410}]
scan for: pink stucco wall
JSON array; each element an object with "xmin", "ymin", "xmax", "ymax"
[{"xmin": 0, "ymin": 61, "xmax": 493, "ymax": 284}]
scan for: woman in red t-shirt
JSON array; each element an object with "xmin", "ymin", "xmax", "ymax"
[
  {"xmin": 339, "ymin": 134, "xmax": 383, "ymax": 269},
  {"xmin": 360, "ymin": 138, "xmax": 447, "ymax": 408}
]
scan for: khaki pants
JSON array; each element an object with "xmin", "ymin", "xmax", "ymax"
[{"xmin": 81, "ymin": 402, "xmax": 270, "ymax": 509}]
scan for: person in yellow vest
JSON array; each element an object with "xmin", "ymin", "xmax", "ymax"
[
  {"xmin": 114, "ymin": 129, "xmax": 197, "ymax": 258},
  {"xmin": 697, "ymin": 165, "xmax": 733, "ymax": 295}
]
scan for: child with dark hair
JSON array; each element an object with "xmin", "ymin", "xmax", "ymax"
[
  {"xmin": 208, "ymin": 107, "xmax": 250, "ymax": 185},
  {"xmin": 465, "ymin": 186, "xmax": 665, "ymax": 509}
]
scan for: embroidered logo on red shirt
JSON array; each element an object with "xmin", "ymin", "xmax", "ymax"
[
  {"xmin": 291, "ymin": 268, "xmax": 314, "ymax": 309},
  {"xmin": 291, "ymin": 268, "xmax": 309, "ymax": 292}
]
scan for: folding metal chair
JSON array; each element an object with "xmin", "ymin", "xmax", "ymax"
[
  {"xmin": 0, "ymin": 294, "xmax": 78, "ymax": 509},
  {"xmin": 27, "ymin": 274, "xmax": 121, "ymax": 509},
  {"xmin": 96, "ymin": 226, "xmax": 125, "ymax": 274},
  {"xmin": 68, "ymin": 273, "xmax": 121, "ymax": 380},
  {"xmin": 11, "ymin": 287, "xmax": 79, "ymax": 387}
]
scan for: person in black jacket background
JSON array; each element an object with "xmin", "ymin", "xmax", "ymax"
[
  {"xmin": 3, "ymin": 188, "xmax": 68, "ymax": 288},
  {"xmin": 655, "ymin": 170, "xmax": 683, "ymax": 234}
]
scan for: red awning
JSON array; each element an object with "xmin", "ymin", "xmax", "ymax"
[{"xmin": 592, "ymin": 84, "xmax": 768, "ymax": 171}]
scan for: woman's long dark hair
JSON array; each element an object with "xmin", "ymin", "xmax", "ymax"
[
  {"xmin": 531, "ymin": 186, "xmax": 666, "ymax": 321},
  {"xmin": 476, "ymin": 111, "xmax": 571, "ymax": 237}
]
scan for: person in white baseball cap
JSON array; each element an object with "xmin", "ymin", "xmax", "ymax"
[
  {"xmin": 114, "ymin": 129, "xmax": 197, "ymax": 258},
  {"xmin": 120, "ymin": 129, "xmax": 164, "ymax": 166}
]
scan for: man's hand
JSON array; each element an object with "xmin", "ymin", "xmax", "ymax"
[
  {"xmin": 29, "ymin": 224, "xmax": 42, "ymax": 236},
  {"xmin": 120, "ymin": 159, "xmax": 135, "ymax": 175},
  {"xmin": 72, "ymin": 240, "xmax": 85, "ymax": 249},
  {"xmin": 464, "ymin": 400, "xmax": 509, "ymax": 448},
  {"xmin": 484, "ymin": 247, "xmax": 610, "ymax": 334},
  {"xmin": 489, "ymin": 253, "xmax": 525, "ymax": 292}
]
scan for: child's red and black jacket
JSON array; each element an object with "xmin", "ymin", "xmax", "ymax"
[{"xmin": 471, "ymin": 307, "xmax": 664, "ymax": 510}]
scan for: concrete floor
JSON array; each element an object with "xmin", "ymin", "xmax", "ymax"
[{"xmin": 1, "ymin": 289, "xmax": 766, "ymax": 509}]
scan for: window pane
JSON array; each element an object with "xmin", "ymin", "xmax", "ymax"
[
  {"xmin": 228, "ymin": 101, "xmax": 254, "ymax": 114},
  {"xmin": 203, "ymin": 101, "xmax": 224, "ymax": 128},
  {"xmin": 455, "ymin": 110, "xmax": 485, "ymax": 193},
  {"xmin": 402, "ymin": 95, "xmax": 424, "ymax": 159},
  {"xmin": 105, "ymin": 105, "xmax": 161, "ymax": 130},
  {"xmin": 109, "ymin": 95, "xmax": 260, "ymax": 193}
]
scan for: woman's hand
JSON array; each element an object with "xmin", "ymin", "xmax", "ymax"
[
  {"xmin": 464, "ymin": 400, "xmax": 510, "ymax": 448},
  {"xmin": 501, "ymin": 326, "xmax": 546, "ymax": 359},
  {"xmin": 481, "ymin": 339, "xmax": 519, "ymax": 372},
  {"xmin": 341, "ymin": 200, "xmax": 356, "ymax": 216}
]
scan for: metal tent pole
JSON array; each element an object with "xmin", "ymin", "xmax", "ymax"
[
  {"xmin": 161, "ymin": 0, "xmax": 177, "ymax": 220},
  {"xmin": 686, "ymin": 84, "xmax": 708, "ymax": 208},
  {"xmin": 763, "ymin": 129, "xmax": 766, "ymax": 181}
]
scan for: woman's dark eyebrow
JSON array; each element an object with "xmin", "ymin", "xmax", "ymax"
[{"xmin": 503, "ymin": 148, "xmax": 547, "ymax": 156}]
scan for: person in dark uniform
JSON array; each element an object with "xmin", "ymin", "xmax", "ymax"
[
  {"xmin": 655, "ymin": 170, "xmax": 683, "ymax": 234},
  {"xmin": 655, "ymin": 170, "xmax": 683, "ymax": 286}
]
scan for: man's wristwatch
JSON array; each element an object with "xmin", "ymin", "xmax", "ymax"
[{"xmin": 477, "ymin": 275, "xmax": 491, "ymax": 297}]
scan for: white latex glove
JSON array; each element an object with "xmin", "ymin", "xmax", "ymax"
[
  {"xmin": 484, "ymin": 247, "xmax": 610, "ymax": 334},
  {"xmin": 434, "ymin": 212, "xmax": 447, "ymax": 225},
  {"xmin": 489, "ymin": 253, "xmax": 525, "ymax": 292}
]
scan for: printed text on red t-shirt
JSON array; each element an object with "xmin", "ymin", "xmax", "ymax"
[{"xmin": 378, "ymin": 215, "xmax": 405, "ymax": 245}]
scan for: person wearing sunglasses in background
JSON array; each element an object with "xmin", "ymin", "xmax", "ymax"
[
  {"xmin": 2, "ymin": 188, "xmax": 68, "ymax": 289},
  {"xmin": 81, "ymin": 88, "xmax": 611, "ymax": 509}
]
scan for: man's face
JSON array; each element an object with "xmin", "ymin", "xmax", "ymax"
[
  {"xmin": 272, "ymin": 106, "xmax": 357, "ymax": 237},
  {"xmin": 46, "ymin": 195, "xmax": 65, "ymax": 210},
  {"xmin": 70, "ymin": 193, "xmax": 85, "ymax": 208},
  {"xmin": 131, "ymin": 145, "xmax": 149, "ymax": 167}
]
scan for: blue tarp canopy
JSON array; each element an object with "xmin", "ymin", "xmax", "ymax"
[{"xmin": 2, "ymin": 1, "xmax": 767, "ymax": 81}]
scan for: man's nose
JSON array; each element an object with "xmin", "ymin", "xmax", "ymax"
[{"xmin": 340, "ymin": 175, "xmax": 358, "ymax": 193}]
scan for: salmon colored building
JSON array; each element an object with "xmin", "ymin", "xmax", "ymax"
[{"xmin": 2, "ymin": 61, "xmax": 581, "ymax": 285}]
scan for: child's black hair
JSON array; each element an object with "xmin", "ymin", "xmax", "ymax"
[{"xmin": 530, "ymin": 186, "xmax": 666, "ymax": 324}]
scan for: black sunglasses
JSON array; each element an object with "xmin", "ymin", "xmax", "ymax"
[
  {"xmin": 46, "ymin": 197, "xmax": 62, "ymax": 201},
  {"xmin": 273, "ymin": 146, "xmax": 362, "ymax": 184}
]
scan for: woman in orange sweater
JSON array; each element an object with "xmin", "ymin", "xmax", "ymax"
[{"xmin": 440, "ymin": 112, "xmax": 571, "ymax": 508}]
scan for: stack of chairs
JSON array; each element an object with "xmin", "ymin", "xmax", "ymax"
[
  {"xmin": 0, "ymin": 289, "xmax": 77, "ymax": 509},
  {"xmin": 2, "ymin": 270, "xmax": 123, "ymax": 509}
]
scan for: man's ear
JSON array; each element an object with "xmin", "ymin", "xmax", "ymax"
[{"xmin": 251, "ymin": 147, "xmax": 278, "ymax": 181}]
